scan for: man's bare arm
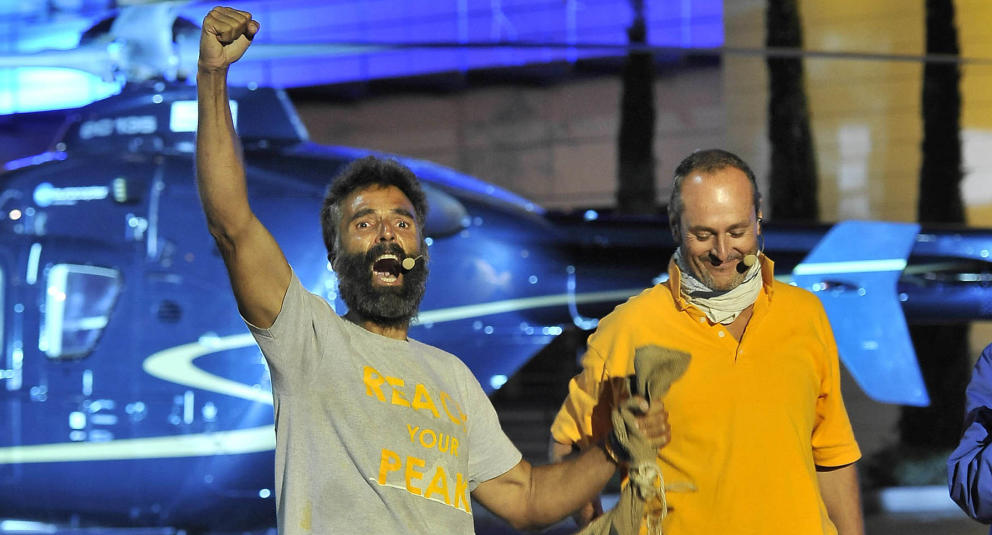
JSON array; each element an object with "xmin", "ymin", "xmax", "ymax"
[
  {"xmin": 476, "ymin": 397, "xmax": 668, "ymax": 529},
  {"xmin": 816, "ymin": 463, "xmax": 864, "ymax": 535},
  {"xmin": 549, "ymin": 439, "xmax": 602, "ymax": 527},
  {"xmin": 474, "ymin": 445, "xmax": 616, "ymax": 530},
  {"xmin": 196, "ymin": 7, "xmax": 290, "ymax": 328}
]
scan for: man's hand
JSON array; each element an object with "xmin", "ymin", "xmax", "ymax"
[
  {"xmin": 608, "ymin": 395, "xmax": 670, "ymax": 465},
  {"xmin": 631, "ymin": 396, "xmax": 671, "ymax": 450},
  {"xmin": 198, "ymin": 7, "xmax": 260, "ymax": 73}
]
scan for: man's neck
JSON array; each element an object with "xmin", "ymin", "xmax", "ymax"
[
  {"xmin": 344, "ymin": 311, "xmax": 410, "ymax": 340},
  {"xmin": 726, "ymin": 304, "xmax": 755, "ymax": 342}
]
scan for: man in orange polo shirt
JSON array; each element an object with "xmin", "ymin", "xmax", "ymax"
[{"xmin": 550, "ymin": 149, "xmax": 863, "ymax": 534}]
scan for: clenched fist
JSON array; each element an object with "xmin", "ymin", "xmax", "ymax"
[
  {"xmin": 198, "ymin": 7, "xmax": 260, "ymax": 73},
  {"xmin": 629, "ymin": 396, "xmax": 671, "ymax": 450},
  {"xmin": 607, "ymin": 395, "xmax": 670, "ymax": 466}
]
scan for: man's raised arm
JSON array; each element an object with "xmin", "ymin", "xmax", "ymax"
[{"xmin": 196, "ymin": 7, "xmax": 290, "ymax": 328}]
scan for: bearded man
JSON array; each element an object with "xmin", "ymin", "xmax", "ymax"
[
  {"xmin": 550, "ymin": 149, "xmax": 865, "ymax": 534},
  {"xmin": 195, "ymin": 7, "xmax": 671, "ymax": 534}
]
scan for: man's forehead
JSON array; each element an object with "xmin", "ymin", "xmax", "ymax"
[
  {"xmin": 683, "ymin": 167, "xmax": 752, "ymax": 198},
  {"xmin": 684, "ymin": 164, "xmax": 748, "ymax": 185},
  {"xmin": 680, "ymin": 168, "xmax": 755, "ymax": 222},
  {"xmin": 343, "ymin": 184, "xmax": 414, "ymax": 211}
]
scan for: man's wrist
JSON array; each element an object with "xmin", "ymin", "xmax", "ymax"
[
  {"xmin": 602, "ymin": 432, "xmax": 630, "ymax": 467},
  {"xmin": 197, "ymin": 63, "xmax": 230, "ymax": 79}
]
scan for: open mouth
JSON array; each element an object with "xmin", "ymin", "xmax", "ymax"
[{"xmin": 372, "ymin": 254, "xmax": 402, "ymax": 284}]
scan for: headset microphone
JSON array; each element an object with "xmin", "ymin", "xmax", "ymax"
[
  {"xmin": 737, "ymin": 218, "xmax": 764, "ymax": 273},
  {"xmin": 401, "ymin": 255, "xmax": 424, "ymax": 271},
  {"xmin": 737, "ymin": 253, "xmax": 759, "ymax": 274}
]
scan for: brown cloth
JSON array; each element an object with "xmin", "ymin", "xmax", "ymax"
[{"xmin": 577, "ymin": 345, "xmax": 690, "ymax": 535}]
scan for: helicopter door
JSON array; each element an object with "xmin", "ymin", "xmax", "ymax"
[
  {"xmin": 0, "ymin": 235, "xmax": 128, "ymax": 484},
  {"xmin": 20, "ymin": 240, "xmax": 128, "ymax": 448},
  {"xmin": 0, "ymin": 158, "xmax": 152, "ymax": 488}
]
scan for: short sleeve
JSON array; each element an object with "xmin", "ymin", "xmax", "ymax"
[
  {"xmin": 245, "ymin": 271, "xmax": 327, "ymax": 389},
  {"xmin": 551, "ymin": 346, "xmax": 609, "ymax": 448},
  {"xmin": 551, "ymin": 313, "xmax": 636, "ymax": 449},
  {"xmin": 810, "ymin": 304, "xmax": 862, "ymax": 467},
  {"xmin": 463, "ymin": 370, "xmax": 522, "ymax": 488}
]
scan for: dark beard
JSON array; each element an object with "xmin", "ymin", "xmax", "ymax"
[{"xmin": 334, "ymin": 242, "xmax": 428, "ymax": 328}]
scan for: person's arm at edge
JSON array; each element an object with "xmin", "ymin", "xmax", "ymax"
[
  {"xmin": 947, "ymin": 406, "xmax": 992, "ymax": 521},
  {"xmin": 816, "ymin": 463, "xmax": 864, "ymax": 535},
  {"xmin": 947, "ymin": 343, "xmax": 992, "ymax": 520},
  {"xmin": 196, "ymin": 7, "xmax": 290, "ymax": 329}
]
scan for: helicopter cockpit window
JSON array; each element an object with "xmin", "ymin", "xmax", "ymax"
[
  {"xmin": 170, "ymin": 100, "xmax": 238, "ymax": 133},
  {"xmin": 39, "ymin": 264, "xmax": 122, "ymax": 360}
]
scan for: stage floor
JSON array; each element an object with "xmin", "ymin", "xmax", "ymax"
[{"xmin": 3, "ymin": 493, "xmax": 986, "ymax": 535}]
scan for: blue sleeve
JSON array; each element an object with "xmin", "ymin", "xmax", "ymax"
[{"xmin": 948, "ymin": 343, "xmax": 992, "ymax": 522}]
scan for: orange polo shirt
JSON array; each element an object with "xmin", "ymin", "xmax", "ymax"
[{"xmin": 551, "ymin": 256, "xmax": 861, "ymax": 534}]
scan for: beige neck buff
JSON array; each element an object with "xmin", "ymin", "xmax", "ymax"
[{"xmin": 673, "ymin": 248, "xmax": 762, "ymax": 325}]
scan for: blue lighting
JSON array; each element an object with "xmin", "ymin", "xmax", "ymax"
[
  {"xmin": 583, "ymin": 209, "xmax": 599, "ymax": 221},
  {"xmin": 876, "ymin": 486, "xmax": 961, "ymax": 514},
  {"xmin": 220, "ymin": 0, "xmax": 723, "ymax": 89},
  {"xmin": 489, "ymin": 374, "xmax": 508, "ymax": 390},
  {"xmin": 0, "ymin": 68, "xmax": 118, "ymax": 114},
  {"xmin": 0, "ymin": 0, "xmax": 723, "ymax": 113},
  {"xmin": 3, "ymin": 151, "xmax": 67, "ymax": 172}
]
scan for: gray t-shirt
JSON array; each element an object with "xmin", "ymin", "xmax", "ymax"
[{"xmin": 247, "ymin": 272, "xmax": 522, "ymax": 534}]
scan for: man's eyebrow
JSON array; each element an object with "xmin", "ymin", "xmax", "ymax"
[
  {"xmin": 688, "ymin": 221, "xmax": 751, "ymax": 233},
  {"xmin": 347, "ymin": 207, "xmax": 415, "ymax": 223},
  {"xmin": 348, "ymin": 208, "xmax": 375, "ymax": 223},
  {"xmin": 392, "ymin": 207, "xmax": 415, "ymax": 219}
]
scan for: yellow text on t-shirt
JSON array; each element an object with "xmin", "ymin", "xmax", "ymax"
[
  {"xmin": 363, "ymin": 365, "xmax": 467, "ymax": 432},
  {"xmin": 376, "ymin": 448, "xmax": 472, "ymax": 514}
]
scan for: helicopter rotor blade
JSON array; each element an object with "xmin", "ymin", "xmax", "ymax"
[{"xmin": 0, "ymin": 44, "xmax": 116, "ymax": 81}]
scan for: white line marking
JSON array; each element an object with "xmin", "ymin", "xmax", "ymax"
[
  {"xmin": 792, "ymin": 259, "xmax": 907, "ymax": 276},
  {"xmin": 0, "ymin": 425, "xmax": 275, "ymax": 464},
  {"xmin": 414, "ymin": 288, "xmax": 640, "ymax": 324},
  {"xmin": 142, "ymin": 333, "xmax": 271, "ymax": 404}
]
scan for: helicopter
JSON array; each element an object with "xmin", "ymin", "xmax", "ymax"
[{"xmin": 0, "ymin": 1, "xmax": 991, "ymax": 532}]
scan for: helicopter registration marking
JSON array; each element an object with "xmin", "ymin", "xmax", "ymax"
[
  {"xmin": 33, "ymin": 182, "xmax": 109, "ymax": 207},
  {"xmin": 79, "ymin": 115, "xmax": 157, "ymax": 139}
]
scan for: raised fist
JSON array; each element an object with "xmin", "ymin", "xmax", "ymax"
[{"xmin": 198, "ymin": 7, "xmax": 260, "ymax": 72}]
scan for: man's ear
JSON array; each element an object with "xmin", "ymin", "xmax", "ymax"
[{"xmin": 756, "ymin": 210, "xmax": 763, "ymax": 235}]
